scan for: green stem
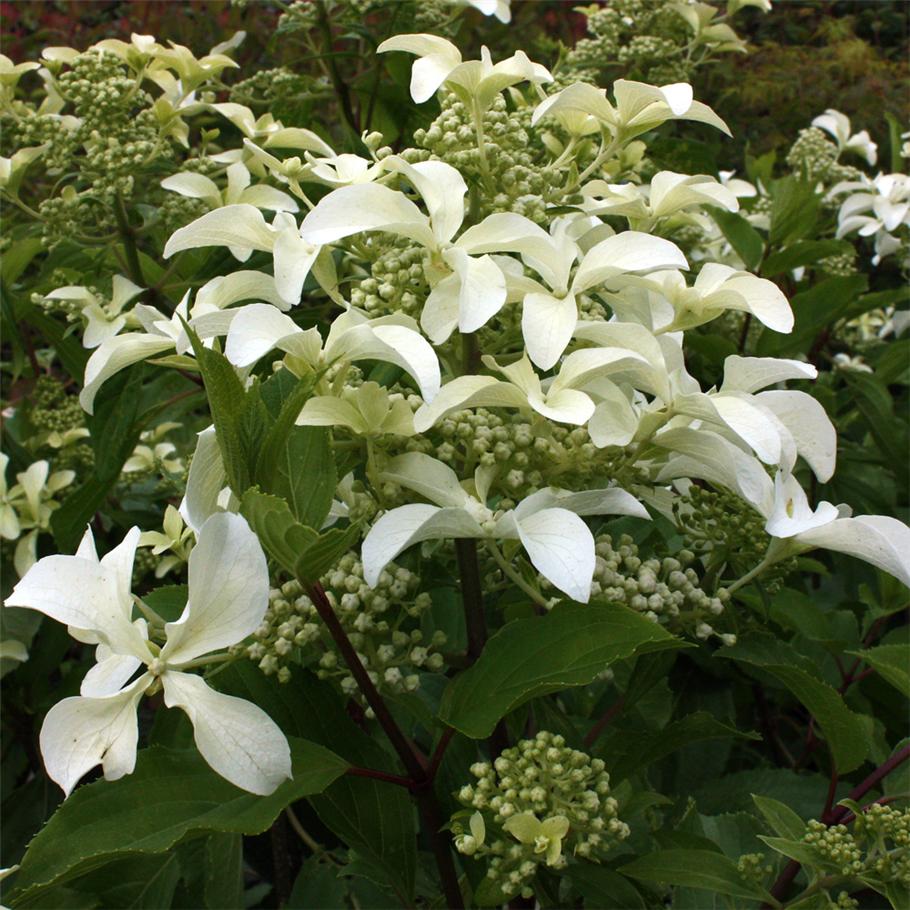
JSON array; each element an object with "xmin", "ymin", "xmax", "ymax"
[{"xmin": 485, "ymin": 540, "xmax": 551, "ymax": 608}]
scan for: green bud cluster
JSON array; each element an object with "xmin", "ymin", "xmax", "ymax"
[
  {"xmin": 131, "ymin": 546, "xmax": 161, "ymax": 588},
  {"xmin": 413, "ymin": 91, "xmax": 558, "ymax": 219},
  {"xmin": 801, "ymin": 805, "xmax": 910, "ymax": 887},
  {"xmin": 348, "ymin": 235, "xmax": 428, "ymax": 320},
  {"xmin": 454, "ymin": 731, "xmax": 629, "ymax": 898},
  {"xmin": 674, "ymin": 485, "xmax": 796, "ymax": 588},
  {"xmin": 819, "ymin": 249, "xmax": 858, "ymax": 277},
  {"xmin": 566, "ymin": 0, "xmax": 693, "ymax": 85},
  {"xmin": 736, "ymin": 852, "xmax": 774, "ymax": 885},
  {"xmin": 241, "ymin": 552, "xmax": 446, "ymax": 703},
  {"xmin": 786, "ymin": 127, "xmax": 863, "ymax": 188},
  {"xmin": 412, "ymin": 407, "xmax": 628, "ymax": 501},
  {"xmin": 3, "ymin": 112, "xmax": 77, "ymax": 173},
  {"xmin": 589, "ymin": 533, "xmax": 734, "ymax": 642}
]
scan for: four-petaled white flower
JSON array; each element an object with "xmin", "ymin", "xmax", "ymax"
[
  {"xmin": 812, "ymin": 109, "xmax": 877, "ymax": 166},
  {"xmin": 377, "ymin": 34, "xmax": 550, "ymax": 107},
  {"xmin": 361, "ymin": 453, "xmax": 647, "ymax": 603},
  {"xmin": 5, "ymin": 513, "xmax": 292, "ymax": 796},
  {"xmin": 502, "ymin": 813, "xmax": 571, "ymax": 866},
  {"xmin": 161, "ymin": 161, "xmax": 299, "ymax": 214},
  {"xmin": 43, "ymin": 275, "xmax": 144, "ymax": 350}
]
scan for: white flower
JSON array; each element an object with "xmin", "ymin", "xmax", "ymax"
[
  {"xmin": 501, "ymin": 220, "xmax": 688, "ymax": 369},
  {"xmin": 296, "ymin": 382, "xmax": 416, "ymax": 437},
  {"xmin": 761, "ymin": 473, "xmax": 910, "ymax": 589},
  {"xmin": 5, "ymin": 513, "xmax": 292, "ymax": 796},
  {"xmin": 298, "ymin": 157, "xmax": 549, "ymax": 342},
  {"xmin": 377, "ymin": 34, "xmax": 550, "ymax": 107},
  {"xmin": 831, "ymin": 173, "xmax": 910, "ymax": 265},
  {"xmin": 223, "ymin": 305, "xmax": 441, "ymax": 403},
  {"xmin": 361, "ymin": 453, "xmax": 647, "ymax": 602},
  {"xmin": 43, "ymin": 275, "xmax": 144, "ymax": 349},
  {"xmin": 610, "ymin": 263, "xmax": 793, "ymax": 334},
  {"xmin": 502, "ymin": 813, "xmax": 570, "ymax": 866},
  {"xmin": 139, "ymin": 504, "xmax": 194, "ymax": 577},
  {"xmin": 179, "ymin": 426, "xmax": 233, "ymax": 534},
  {"xmin": 581, "ymin": 172, "xmax": 740, "ymax": 227},
  {"xmin": 461, "ymin": 0, "xmax": 511, "ymax": 22},
  {"xmin": 718, "ymin": 169, "xmax": 757, "ymax": 199},
  {"xmin": 532, "ymin": 80, "xmax": 730, "ymax": 140},
  {"xmin": 812, "ymin": 109, "xmax": 878, "ymax": 166},
  {"xmin": 161, "ymin": 161, "xmax": 299, "ymax": 214}
]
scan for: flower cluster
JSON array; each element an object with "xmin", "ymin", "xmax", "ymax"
[
  {"xmin": 801, "ymin": 804, "xmax": 910, "ymax": 889},
  {"xmin": 241, "ymin": 552, "xmax": 446, "ymax": 702},
  {"xmin": 453, "ymin": 732, "xmax": 629, "ymax": 899}
]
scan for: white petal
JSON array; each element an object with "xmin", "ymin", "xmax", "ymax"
[
  {"xmin": 766, "ymin": 472, "xmax": 839, "ymax": 538},
  {"xmin": 162, "ymin": 670, "xmax": 291, "ymax": 795},
  {"xmin": 163, "ymin": 204, "xmax": 276, "ymax": 258},
  {"xmin": 224, "ymin": 304, "xmax": 309, "ymax": 367},
  {"xmin": 386, "ymin": 158, "xmax": 466, "ymax": 244},
  {"xmin": 379, "ymin": 453, "xmax": 471, "ymax": 509},
  {"xmin": 515, "ymin": 508, "xmax": 595, "ymax": 603},
  {"xmin": 587, "ymin": 384, "xmax": 639, "ymax": 447},
  {"xmin": 532, "ymin": 388, "xmax": 596, "ymax": 425},
  {"xmin": 515, "ymin": 486, "xmax": 648, "ymax": 521},
  {"xmin": 573, "ymin": 231, "xmax": 688, "ymax": 294},
  {"xmin": 451, "ymin": 251, "xmax": 508, "ymax": 335},
  {"xmin": 160, "ymin": 171, "xmax": 220, "ymax": 202},
  {"xmin": 6, "ymin": 548, "xmax": 147, "ymax": 659},
  {"xmin": 240, "ymin": 184, "xmax": 300, "ymax": 213},
  {"xmin": 413, "ymin": 376, "xmax": 528, "ymax": 432},
  {"xmin": 272, "ymin": 228, "xmax": 319, "ymax": 305},
  {"xmin": 40, "ymin": 674, "xmax": 150, "ymax": 796},
  {"xmin": 710, "ymin": 394, "xmax": 783, "ymax": 465},
  {"xmin": 368, "ymin": 324, "xmax": 441, "ymax": 402},
  {"xmin": 162, "ymin": 513, "xmax": 269, "ymax": 665},
  {"xmin": 421, "ymin": 274, "xmax": 462, "ymax": 344},
  {"xmin": 299, "ymin": 183, "xmax": 435, "ymax": 248},
  {"xmin": 521, "ymin": 292, "xmax": 577, "ymax": 371},
  {"xmin": 194, "ymin": 270, "xmax": 289, "ymax": 313},
  {"xmin": 81, "ymin": 653, "xmax": 144, "ymax": 697},
  {"xmin": 179, "ymin": 426, "xmax": 228, "ymax": 534},
  {"xmin": 797, "ymin": 516, "xmax": 910, "ymax": 588},
  {"xmin": 362, "ymin": 505, "xmax": 484, "ymax": 586},
  {"xmin": 757, "ymin": 390, "xmax": 836, "ymax": 482},
  {"xmin": 721, "ymin": 355, "xmax": 817, "ymax": 394},
  {"xmin": 80, "ymin": 334, "xmax": 174, "ymax": 414}
]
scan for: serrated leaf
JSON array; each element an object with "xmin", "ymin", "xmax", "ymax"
[
  {"xmin": 272, "ymin": 425, "xmax": 336, "ymax": 528},
  {"xmin": 619, "ymin": 849, "xmax": 774, "ymax": 902},
  {"xmin": 716, "ymin": 642, "xmax": 869, "ymax": 773},
  {"xmin": 218, "ymin": 666, "xmax": 417, "ymax": 903},
  {"xmin": 567, "ymin": 863, "xmax": 645, "ymax": 909},
  {"xmin": 769, "ymin": 176, "xmax": 819, "ymax": 246},
  {"xmin": 710, "ymin": 208, "xmax": 764, "ymax": 271},
  {"xmin": 439, "ymin": 604, "xmax": 688, "ymax": 739},
  {"xmin": 606, "ymin": 712, "xmax": 760, "ymax": 782},
  {"xmin": 239, "ymin": 488, "xmax": 318, "ymax": 575},
  {"xmin": 757, "ymin": 835, "xmax": 821, "ymax": 867},
  {"xmin": 752, "ymin": 795, "xmax": 806, "ymax": 840},
  {"xmin": 10, "ymin": 739, "xmax": 348, "ymax": 900},
  {"xmin": 846, "ymin": 645, "xmax": 910, "ymax": 697},
  {"xmin": 296, "ymin": 522, "xmax": 362, "ymax": 582},
  {"xmin": 184, "ymin": 325, "xmax": 250, "ymax": 493},
  {"xmin": 761, "ymin": 240, "xmax": 853, "ymax": 277}
]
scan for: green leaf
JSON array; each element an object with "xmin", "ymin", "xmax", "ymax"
[
  {"xmin": 218, "ymin": 666, "xmax": 417, "ymax": 903},
  {"xmin": 567, "ymin": 863, "xmax": 645, "ymax": 909},
  {"xmin": 10, "ymin": 739, "xmax": 348, "ymax": 900},
  {"xmin": 761, "ymin": 240, "xmax": 853, "ymax": 277},
  {"xmin": 619, "ymin": 849, "xmax": 774, "ymax": 902},
  {"xmin": 756, "ymin": 274, "xmax": 868, "ymax": 358},
  {"xmin": 87, "ymin": 363, "xmax": 145, "ymax": 483},
  {"xmin": 846, "ymin": 645, "xmax": 910, "ymax": 697},
  {"xmin": 272, "ymin": 425, "xmax": 336, "ymax": 528},
  {"xmin": 769, "ymin": 176, "xmax": 819, "ymax": 246},
  {"xmin": 606, "ymin": 712, "xmax": 760, "ymax": 782},
  {"xmin": 716, "ymin": 642, "xmax": 869, "ymax": 773},
  {"xmin": 142, "ymin": 585, "xmax": 189, "ymax": 623},
  {"xmin": 752, "ymin": 795, "xmax": 806, "ymax": 840},
  {"xmin": 184, "ymin": 325, "xmax": 250, "ymax": 494},
  {"xmin": 239, "ymin": 488, "xmax": 318, "ymax": 575},
  {"xmin": 1, "ymin": 237, "xmax": 44, "ymax": 285},
  {"xmin": 439, "ymin": 604, "xmax": 688, "ymax": 739},
  {"xmin": 287, "ymin": 856, "xmax": 346, "ymax": 910},
  {"xmin": 296, "ymin": 522, "xmax": 362, "ymax": 583},
  {"xmin": 757, "ymin": 835, "xmax": 821, "ymax": 867},
  {"xmin": 50, "ymin": 478, "xmax": 112, "ymax": 553},
  {"xmin": 710, "ymin": 208, "xmax": 764, "ymax": 271},
  {"xmin": 843, "ymin": 372, "xmax": 910, "ymax": 472}
]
